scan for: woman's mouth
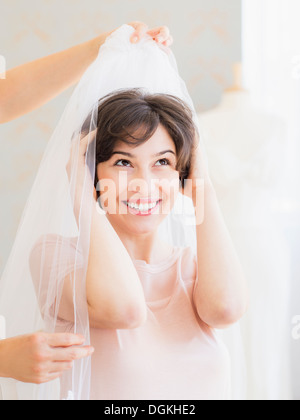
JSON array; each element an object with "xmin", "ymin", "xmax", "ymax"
[{"xmin": 123, "ymin": 199, "xmax": 162, "ymax": 216}]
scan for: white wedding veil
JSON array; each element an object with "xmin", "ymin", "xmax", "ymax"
[{"xmin": 0, "ymin": 24, "xmax": 245, "ymax": 400}]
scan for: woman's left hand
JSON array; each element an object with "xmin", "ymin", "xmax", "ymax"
[
  {"xmin": 128, "ymin": 22, "xmax": 173, "ymax": 47},
  {"xmin": 181, "ymin": 136, "xmax": 213, "ymax": 201},
  {"xmin": 66, "ymin": 131, "xmax": 98, "ymax": 204}
]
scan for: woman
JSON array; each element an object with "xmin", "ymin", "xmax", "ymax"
[
  {"xmin": 2, "ymin": 24, "xmax": 247, "ymax": 399},
  {"xmin": 0, "ymin": 21, "xmax": 171, "ymax": 388},
  {"xmin": 30, "ymin": 88, "xmax": 248, "ymax": 400}
]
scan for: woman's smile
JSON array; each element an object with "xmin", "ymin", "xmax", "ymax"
[{"xmin": 123, "ymin": 199, "xmax": 162, "ymax": 216}]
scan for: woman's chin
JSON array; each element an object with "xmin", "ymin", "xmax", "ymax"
[
  {"xmin": 121, "ymin": 213, "xmax": 163, "ymax": 234},
  {"xmin": 107, "ymin": 211, "xmax": 166, "ymax": 236}
]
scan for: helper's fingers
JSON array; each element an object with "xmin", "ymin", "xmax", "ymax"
[
  {"xmin": 39, "ymin": 372, "xmax": 63, "ymax": 384},
  {"xmin": 49, "ymin": 361, "xmax": 74, "ymax": 374},
  {"xmin": 128, "ymin": 21, "xmax": 149, "ymax": 43},
  {"xmin": 52, "ymin": 345, "xmax": 94, "ymax": 362},
  {"xmin": 37, "ymin": 367, "xmax": 73, "ymax": 384},
  {"xmin": 147, "ymin": 26, "xmax": 171, "ymax": 44},
  {"xmin": 46, "ymin": 333, "xmax": 86, "ymax": 348},
  {"xmin": 163, "ymin": 35, "xmax": 174, "ymax": 47}
]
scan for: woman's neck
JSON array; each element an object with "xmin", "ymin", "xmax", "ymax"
[{"xmin": 106, "ymin": 215, "xmax": 169, "ymax": 264}]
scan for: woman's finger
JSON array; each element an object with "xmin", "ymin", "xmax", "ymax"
[{"xmin": 80, "ymin": 130, "xmax": 97, "ymax": 156}]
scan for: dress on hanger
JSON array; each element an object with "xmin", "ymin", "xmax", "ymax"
[{"xmin": 199, "ymin": 91, "xmax": 292, "ymax": 400}]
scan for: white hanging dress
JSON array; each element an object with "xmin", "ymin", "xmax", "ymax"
[{"xmin": 199, "ymin": 91, "xmax": 292, "ymax": 400}]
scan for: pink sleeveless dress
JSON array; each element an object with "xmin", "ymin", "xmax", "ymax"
[{"xmin": 30, "ymin": 237, "xmax": 231, "ymax": 400}]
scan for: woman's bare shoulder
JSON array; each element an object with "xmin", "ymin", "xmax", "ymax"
[{"xmin": 29, "ymin": 234, "xmax": 82, "ymax": 263}]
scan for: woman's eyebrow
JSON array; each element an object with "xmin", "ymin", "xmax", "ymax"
[{"xmin": 111, "ymin": 150, "xmax": 176, "ymax": 158}]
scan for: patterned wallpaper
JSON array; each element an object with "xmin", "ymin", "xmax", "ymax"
[{"xmin": 0, "ymin": 0, "xmax": 241, "ymax": 273}]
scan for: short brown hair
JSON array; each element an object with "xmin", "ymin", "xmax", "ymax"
[{"xmin": 83, "ymin": 88, "xmax": 198, "ymax": 189}]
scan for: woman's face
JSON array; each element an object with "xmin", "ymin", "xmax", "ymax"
[{"xmin": 97, "ymin": 124, "xmax": 180, "ymax": 235}]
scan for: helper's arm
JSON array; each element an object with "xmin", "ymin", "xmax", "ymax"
[{"xmin": 0, "ymin": 23, "xmax": 172, "ymax": 124}]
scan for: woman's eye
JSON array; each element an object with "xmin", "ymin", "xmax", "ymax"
[
  {"xmin": 114, "ymin": 158, "xmax": 171, "ymax": 168},
  {"xmin": 155, "ymin": 158, "xmax": 170, "ymax": 166},
  {"xmin": 115, "ymin": 159, "xmax": 132, "ymax": 167}
]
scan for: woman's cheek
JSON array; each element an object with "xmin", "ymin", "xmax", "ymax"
[
  {"xmin": 98, "ymin": 166, "xmax": 180, "ymax": 215},
  {"xmin": 97, "ymin": 170, "xmax": 120, "ymax": 214}
]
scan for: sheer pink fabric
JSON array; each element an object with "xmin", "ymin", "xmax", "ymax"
[{"xmin": 30, "ymin": 235, "xmax": 230, "ymax": 400}]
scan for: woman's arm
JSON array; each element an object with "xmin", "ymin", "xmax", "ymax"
[
  {"xmin": 192, "ymin": 181, "xmax": 248, "ymax": 329},
  {"xmin": 62, "ymin": 135, "xmax": 147, "ymax": 330},
  {"xmin": 184, "ymin": 141, "xmax": 248, "ymax": 329},
  {"xmin": 0, "ymin": 22, "xmax": 172, "ymax": 124},
  {"xmin": 85, "ymin": 205, "xmax": 148, "ymax": 330}
]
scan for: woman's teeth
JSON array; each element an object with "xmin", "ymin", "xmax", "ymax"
[{"xmin": 126, "ymin": 201, "xmax": 159, "ymax": 212}]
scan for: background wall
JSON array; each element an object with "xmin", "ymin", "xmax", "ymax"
[
  {"xmin": 242, "ymin": 0, "xmax": 300, "ymax": 399},
  {"xmin": 0, "ymin": 0, "xmax": 242, "ymax": 274}
]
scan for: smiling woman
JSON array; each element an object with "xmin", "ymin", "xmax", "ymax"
[
  {"xmin": 85, "ymin": 89, "xmax": 197, "ymax": 226},
  {"xmin": 82, "ymin": 88, "xmax": 197, "ymax": 194},
  {"xmin": 0, "ymin": 24, "xmax": 245, "ymax": 400}
]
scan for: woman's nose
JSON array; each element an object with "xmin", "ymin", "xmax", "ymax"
[{"xmin": 129, "ymin": 169, "xmax": 158, "ymax": 197}]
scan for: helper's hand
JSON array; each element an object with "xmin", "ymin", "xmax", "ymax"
[
  {"xmin": 128, "ymin": 22, "xmax": 173, "ymax": 47},
  {"xmin": 0, "ymin": 332, "xmax": 94, "ymax": 384}
]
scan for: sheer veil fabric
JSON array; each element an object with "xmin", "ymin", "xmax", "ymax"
[{"xmin": 0, "ymin": 25, "xmax": 244, "ymax": 400}]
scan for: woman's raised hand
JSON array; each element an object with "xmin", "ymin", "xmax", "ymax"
[
  {"xmin": 66, "ymin": 131, "xmax": 98, "ymax": 206},
  {"xmin": 181, "ymin": 136, "xmax": 212, "ymax": 202}
]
